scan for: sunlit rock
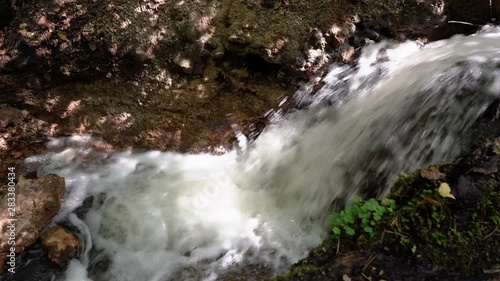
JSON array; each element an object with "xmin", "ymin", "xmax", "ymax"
[
  {"xmin": 41, "ymin": 226, "xmax": 80, "ymax": 266},
  {"xmin": 0, "ymin": 174, "xmax": 65, "ymax": 275}
]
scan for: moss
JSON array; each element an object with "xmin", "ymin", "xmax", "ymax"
[{"xmin": 373, "ymin": 152, "xmax": 500, "ymax": 275}]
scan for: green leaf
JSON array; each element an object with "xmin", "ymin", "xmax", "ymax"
[
  {"xmin": 332, "ymin": 227, "xmax": 341, "ymax": 235},
  {"xmin": 345, "ymin": 205, "xmax": 355, "ymax": 215},
  {"xmin": 359, "ymin": 211, "xmax": 371, "ymax": 219},
  {"xmin": 364, "ymin": 226, "xmax": 373, "ymax": 233},
  {"xmin": 353, "ymin": 196, "xmax": 363, "ymax": 203},
  {"xmin": 343, "ymin": 215, "xmax": 355, "ymax": 224},
  {"xmin": 389, "ymin": 200, "xmax": 396, "ymax": 209},
  {"xmin": 344, "ymin": 226, "xmax": 355, "ymax": 236}
]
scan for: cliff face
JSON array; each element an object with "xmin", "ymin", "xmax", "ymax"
[
  {"xmin": 0, "ymin": 0, "xmax": 494, "ymax": 89},
  {"xmin": 0, "ymin": 0, "xmax": 455, "ymax": 153},
  {"xmin": 0, "ymin": 0, "xmax": 449, "ymax": 85}
]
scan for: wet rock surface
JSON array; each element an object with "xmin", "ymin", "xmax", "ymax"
[
  {"xmin": 0, "ymin": 241, "xmax": 63, "ymax": 281},
  {"xmin": 41, "ymin": 226, "xmax": 80, "ymax": 266},
  {"xmin": 0, "ymin": 174, "xmax": 65, "ymax": 275}
]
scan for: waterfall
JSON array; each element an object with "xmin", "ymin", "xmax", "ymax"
[{"xmin": 23, "ymin": 27, "xmax": 500, "ymax": 281}]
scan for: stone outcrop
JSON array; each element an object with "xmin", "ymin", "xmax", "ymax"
[
  {"xmin": 0, "ymin": 174, "xmax": 65, "ymax": 275},
  {"xmin": 0, "ymin": 0, "xmax": 450, "ymax": 90},
  {"xmin": 41, "ymin": 226, "xmax": 80, "ymax": 266},
  {"xmin": 0, "ymin": 0, "xmax": 456, "ymax": 153}
]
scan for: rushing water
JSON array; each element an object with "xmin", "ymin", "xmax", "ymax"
[{"xmin": 22, "ymin": 27, "xmax": 500, "ymax": 281}]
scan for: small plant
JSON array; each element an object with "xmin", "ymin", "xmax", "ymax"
[{"xmin": 329, "ymin": 196, "xmax": 396, "ymax": 239}]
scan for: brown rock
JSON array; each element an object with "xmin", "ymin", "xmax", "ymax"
[
  {"xmin": 0, "ymin": 253, "xmax": 6, "ymax": 275},
  {"xmin": 0, "ymin": 174, "xmax": 65, "ymax": 273},
  {"xmin": 41, "ymin": 226, "xmax": 80, "ymax": 265}
]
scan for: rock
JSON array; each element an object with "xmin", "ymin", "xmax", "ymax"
[
  {"xmin": 41, "ymin": 226, "xmax": 80, "ymax": 265},
  {"xmin": 339, "ymin": 44, "xmax": 355, "ymax": 62},
  {"xmin": 0, "ymin": 241, "xmax": 64, "ymax": 281},
  {"xmin": 0, "ymin": 174, "xmax": 65, "ymax": 274},
  {"xmin": 0, "ymin": 0, "xmax": 15, "ymax": 29},
  {"xmin": 448, "ymin": 0, "xmax": 496, "ymax": 24},
  {"xmin": 472, "ymin": 156, "xmax": 498, "ymax": 174},
  {"xmin": 0, "ymin": 253, "xmax": 7, "ymax": 275}
]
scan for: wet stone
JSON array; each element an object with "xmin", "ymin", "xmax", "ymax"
[
  {"xmin": 41, "ymin": 226, "xmax": 80, "ymax": 266},
  {"xmin": 472, "ymin": 156, "xmax": 498, "ymax": 174}
]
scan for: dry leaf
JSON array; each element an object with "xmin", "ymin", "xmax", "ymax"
[
  {"xmin": 57, "ymin": 31, "xmax": 68, "ymax": 41},
  {"xmin": 438, "ymin": 182, "xmax": 456, "ymax": 199},
  {"xmin": 420, "ymin": 167, "xmax": 444, "ymax": 180}
]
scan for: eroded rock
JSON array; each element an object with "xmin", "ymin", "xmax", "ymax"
[
  {"xmin": 0, "ymin": 174, "xmax": 65, "ymax": 275},
  {"xmin": 41, "ymin": 226, "xmax": 80, "ymax": 266}
]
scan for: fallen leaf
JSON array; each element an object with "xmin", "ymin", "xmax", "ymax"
[
  {"xmin": 438, "ymin": 182, "xmax": 456, "ymax": 199},
  {"xmin": 381, "ymin": 198, "xmax": 391, "ymax": 206},
  {"xmin": 420, "ymin": 167, "xmax": 444, "ymax": 180},
  {"xmin": 57, "ymin": 31, "xmax": 68, "ymax": 41},
  {"xmin": 416, "ymin": 197, "xmax": 442, "ymax": 208}
]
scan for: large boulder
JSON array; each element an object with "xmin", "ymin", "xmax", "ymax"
[{"xmin": 0, "ymin": 174, "xmax": 65, "ymax": 275}]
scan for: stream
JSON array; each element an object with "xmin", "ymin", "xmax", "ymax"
[{"xmin": 15, "ymin": 27, "xmax": 500, "ymax": 281}]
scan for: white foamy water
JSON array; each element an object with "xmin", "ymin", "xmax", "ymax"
[{"xmin": 24, "ymin": 27, "xmax": 500, "ymax": 281}]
